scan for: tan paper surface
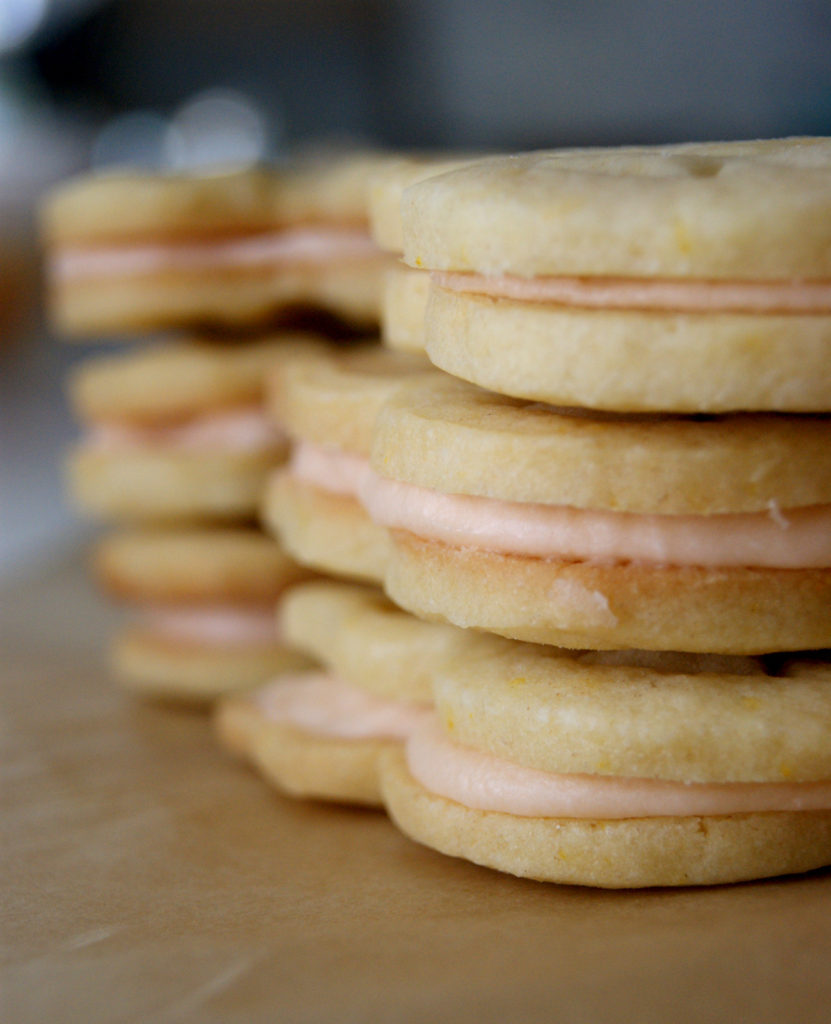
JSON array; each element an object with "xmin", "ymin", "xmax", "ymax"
[{"xmin": 4, "ymin": 554, "xmax": 831, "ymax": 1023}]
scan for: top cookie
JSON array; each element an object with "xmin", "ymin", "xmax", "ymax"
[
  {"xmin": 367, "ymin": 154, "xmax": 490, "ymax": 253},
  {"xmin": 402, "ymin": 139, "xmax": 831, "ymax": 279}
]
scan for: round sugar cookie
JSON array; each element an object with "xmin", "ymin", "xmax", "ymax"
[
  {"xmin": 381, "ymin": 266, "xmax": 430, "ymax": 353},
  {"xmin": 93, "ymin": 526, "xmax": 313, "ymax": 604},
  {"xmin": 281, "ymin": 580, "xmax": 472, "ymax": 702},
  {"xmin": 252, "ymin": 717, "xmax": 392, "ymax": 807},
  {"xmin": 69, "ymin": 447, "xmax": 284, "ymax": 523},
  {"xmin": 42, "ymin": 167, "xmax": 277, "ymax": 245},
  {"xmin": 268, "ymin": 343, "xmax": 435, "ymax": 456},
  {"xmin": 367, "ymin": 154, "xmax": 491, "ymax": 253},
  {"xmin": 372, "ymin": 378, "xmax": 831, "ymax": 516},
  {"xmin": 112, "ymin": 626, "xmax": 312, "ymax": 704},
  {"xmin": 263, "ymin": 471, "xmax": 389, "ymax": 584},
  {"xmin": 402, "ymin": 140, "xmax": 831, "ymax": 279},
  {"xmin": 385, "ymin": 532, "xmax": 831, "ymax": 654},
  {"xmin": 70, "ymin": 335, "xmax": 327, "ymax": 426},
  {"xmin": 424, "ymin": 284, "xmax": 831, "ymax": 413},
  {"xmin": 381, "ymin": 749, "xmax": 831, "ymax": 888},
  {"xmin": 428, "ymin": 638, "xmax": 831, "ymax": 784}
]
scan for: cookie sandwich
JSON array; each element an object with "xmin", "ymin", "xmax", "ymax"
[
  {"xmin": 381, "ymin": 636, "xmax": 831, "ymax": 887},
  {"xmin": 217, "ymin": 581, "xmax": 464, "ymax": 806},
  {"xmin": 42, "ymin": 153, "xmax": 390, "ymax": 337},
  {"xmin": 401, "ymin": 139, "xmax": 831, "ymax": 412},
  {"xmin": 263, "ymin": 343, "xmax": 436, "ymax": 583},
  {"xmin": 67, "ymin": 336, "xmax": 307, "ymax": 522},
  {"xmin": 364, "ymin": 375, "xmax": 831, "ymax": 654},
  {"xmin": 95, "ymin": 527, "xmax": 315, "ymax": 702}
]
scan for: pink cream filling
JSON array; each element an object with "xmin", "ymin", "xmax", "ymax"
[
  {"xmin": 254, "ymin": 671, "xmax": 432, "ymax": 741},
  {"xmin": 142, "ymin": 605, "xmax": 280, "ymax": 647},
  {"xmin": 53, "ymin": 227, "xmax": 381, "ymax": 281},
  {"xmin": 289, "ymin": 440, "xmax": 373, "ymax": 497},
  {"xmin": 360, "ymin": 471, "xmax": 831, "ymax": 569},
  {"xmin": 86, "ymin": 406, "xmax": 285, "ymax": 453},
  {"xmin": 408, "ymin": 715, "xmax": 831, "ymax": 818},
  {"xmin": 433, "ymin": 270, "xmax": 831, "ymax": 314}
]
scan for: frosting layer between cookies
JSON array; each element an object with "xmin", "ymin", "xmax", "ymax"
[
  {"xmin": 434, "ymin": 271, "xmax": 831, "ymax": 314},
  {"xmin": 289, "ymin": 441, "xmax": 372, "ymax": 496},
  {"xmin": 255, "ymin": 672, "xmax": 431, "ymax": 740},
  {"xmin": 362, "ymin": 472, "xmax": 831, "ymax": 569},
  {"xmin": 53, "ymin": 227, "xmax": 381, "ymax": 279},
  {"xmin": 142, "ymin": 605, "xmax": 280, "ymax": 647},
  {"xmin": 408, "ymin": 716, "xmax": 831, "ymax": 817},
  {"xmin": 87, "ymin": 407, "xmax": 285, "ymax": 452}
]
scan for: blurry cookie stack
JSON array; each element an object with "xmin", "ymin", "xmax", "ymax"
[
  {"xmin": 359, "ymin": 140, "xmax": 831, "ymax": 886},
  {"xmin": 41, "ymin": 154, "xmax": 389, "ymax": 703},
  {"xmin": 213, "ymin": 157, "xmax": 488, "ymax": 805},
  {"xmin": 42, "ymin": 139, "xmax": 831, "ymax": 890}
]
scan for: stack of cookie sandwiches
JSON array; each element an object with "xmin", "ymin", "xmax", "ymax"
[
  {"xmin": 358, "ymin": 139, "xmax": 831, "ymax": 886},
  {"xmin": 216, "ymin": 341, "xmax": 452, "ymax": 802},
  {"xmin": 42, "ymin": 155, "xmax": 391, "ymax": 702}
]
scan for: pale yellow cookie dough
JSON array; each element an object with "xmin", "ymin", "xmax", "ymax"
[
  {"xmin": 402, "ymin": 141, "xmax": 831, "ymax": 279},
  {"xmin": 424, "ymin": 284, "xmax": 831, "ymax": 413},
  {"xmin": 70, "ymin": 335, "xmax": 326, "ymax": 425},
  {"xmin": 428, "ymin": 637, "xmax": 831, "ymax": 783},
  {"xmin": 252, "ymin": 718, "xmax": 392, "ymax": 807},
  {"xmin": 382, "ymin": 266, "xmax": 430, "ymax": 353},
  {"xmin": 268, "ymin": 342, "xmax": 435, "ymax": 456},
  {"xmin": 94, "ymin": 526, "xmax": 313, "ymax": 604},
  {"xmin": 282, "ymin": 579, "xmax": 471, "ymax": 702},
  {"xmin": 385, "ymin": 532, "xmax": 831, "ymax": 654},
  {"xmin": 69, "ymin": 447, "xmax": 284, "ymax": 523},
  {"xmin": 263, "ymin": 471, "xmax": 389, "ymax": 584},
  {"xmin": 372, "ymin": 376, "xmax": 831, "ymax": 515}
]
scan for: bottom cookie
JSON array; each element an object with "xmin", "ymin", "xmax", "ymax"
[
  {"xmin": 380, "ymin": 749, "xmax": 831, "ymax": 888},
  {"xmin": 113, "ymin": 627, "xmax": 312, "ymax": 704},
  {"xmin": 251, "ymin": 716, "xmax": 393, "ymax": 808},
  {"xmin": 263, "ymin": 472, "xmax": 390, "ymax": 584}
]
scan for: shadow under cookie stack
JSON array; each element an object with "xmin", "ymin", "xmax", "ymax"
[
  {"xmin": 41, "ymin": 154, "xmax": 390, "ymax": 704},
  {"xmin": 44, "ymin": 139, "xmax": 831, "ymax": 890}
]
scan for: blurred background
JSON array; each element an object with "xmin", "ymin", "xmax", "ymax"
[{"xmin": 3, "ymin": 0, "xmax": 831, "ymax": 578}]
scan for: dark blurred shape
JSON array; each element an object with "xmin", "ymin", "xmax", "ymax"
[{"xmin": 28, "ymin": 0, "xmax": 831, "ymax": 154}]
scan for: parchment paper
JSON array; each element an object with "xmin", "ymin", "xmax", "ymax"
[{"xmin": 4, "ymin": 554, "xmax": 831, "ymax": 1023}]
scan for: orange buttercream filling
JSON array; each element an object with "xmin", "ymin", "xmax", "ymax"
[
  {"xmin": 254, "ymin": 671, "xmax": 431, "ymax": 741},
  {"xmin": 142, "ymin": 604, "xmax": 280, "ymax": 647},
  {"xmin": 433, "ymin": 271, "xmax": 831, "ymax": 314},
  {"xmin": 86, "ymin": 406, "xmax": 285, "ymax": 453},
  {"xmin": 361, "ymin": 470, "xmax": 831, "ymax": 569},
  {"xmin": 408, "ymin": 715, "xmax": 831, "ymax": 818},
  {"xmin": 54, "ymin": 227, "xmax": 381, "ymax": 280}
]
